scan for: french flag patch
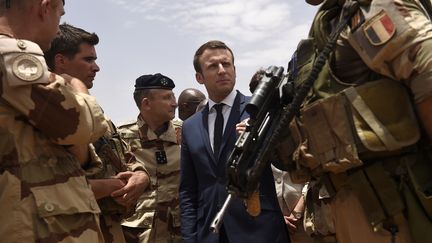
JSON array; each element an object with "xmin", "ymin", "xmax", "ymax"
[{"xmin": 363, "ymin": 10, "xmax": 395, "ymax": 46}]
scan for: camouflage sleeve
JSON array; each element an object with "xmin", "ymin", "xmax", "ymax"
[
  {"xmin": 125, "ymin": 151, "xmax": 148, "ymax": 173},
  {"xmin": 0, "ymin": 39, "xmax": 108, "ymax": 145},
  {"xmin": 348, "ymin": 0, "xmax": 432, "ymax": 103}
]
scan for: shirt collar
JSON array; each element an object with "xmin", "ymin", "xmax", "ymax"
[{"xmin": 208, "ymin": 89, "xmax": 237, "ymax": 110}]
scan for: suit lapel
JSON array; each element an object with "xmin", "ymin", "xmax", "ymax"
[
  {"xmin": 200, "ymin": 104, "xmax": 216, "ymax": 164},
  {"xmin": 217, "ymin": 91, "xmax": 248, "ymax": 162}
]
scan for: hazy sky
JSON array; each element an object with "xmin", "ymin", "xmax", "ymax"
[{"xmin": 63, "ymin": 0, "xmax": 317, "ymax": 124}]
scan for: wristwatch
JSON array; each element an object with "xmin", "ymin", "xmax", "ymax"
[{"xmin": 292, "ymin": 210, "xmax": 303, "ymax": 220}]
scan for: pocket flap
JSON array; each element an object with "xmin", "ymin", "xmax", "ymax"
[
  {"xmin": 347, "ymin": 79, "xmax": 420, "ymax": 152},
  {"xmin": 30, "ymin": 177, "xmax": 100, "ymax": 217}
]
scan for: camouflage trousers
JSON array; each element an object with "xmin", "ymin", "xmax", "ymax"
[{"xmin": 101, "ymin": 215, "xmax": 127, "ymax": 243}]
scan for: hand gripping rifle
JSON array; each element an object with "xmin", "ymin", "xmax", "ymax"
[{"xmin": 209, "ymin": 1, "xmax": 360, "ymax": 233}]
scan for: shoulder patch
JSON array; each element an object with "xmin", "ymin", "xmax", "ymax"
[
  {"xmin": 12, "ymin": 54, "xmax": 43, "ymax": 81},
  {"xmin": 0, "ymin": 38, "xmax": 49, "ymax": 87},
  {"xmin": 363, "ymin": 10, "xmax": 395, "ymax": 46}
]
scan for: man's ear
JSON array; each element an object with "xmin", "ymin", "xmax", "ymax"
[
  {"xmin": 195, "ymin": 72, "xmax": 204, "ymax": 84},
  {"xmin": 54, "ymin": 53, "xmax": 66, "ymax": 70},
  {"xmin": 39, "ymin": 0, "xmax": 51, "ymax": 20},
  {"xmin": 140, "ymin": 97, "xmax": 150, "ymax": 111}
]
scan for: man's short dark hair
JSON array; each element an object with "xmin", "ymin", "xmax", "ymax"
[
  {"xmin": 249, "ymin": 69, "xmax": 265, "ymax": 93},
  {"xmin": 45, "ymin": 23, "xmax": 99, "ymax": 71},
  {"xmin": 193, "ymin": 40, "xmax": 234, "ymax": 74},
  {"xmin": 133, "ymin": 89, "xmax": 153, "ymax": 108}
]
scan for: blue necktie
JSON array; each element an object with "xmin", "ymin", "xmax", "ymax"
[{"xmin": 213, "ymin": 103, "xmax": 224, "ymax": 158}]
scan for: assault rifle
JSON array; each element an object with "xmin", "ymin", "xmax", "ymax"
[
  {"xmin": 210, "ymin": 65, "xmax": 294, "ymax": 233},
  {"xmin": 209, "ymin": 0, "xmax": 360, "ymax": 233}
]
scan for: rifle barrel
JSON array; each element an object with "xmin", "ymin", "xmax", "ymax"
[{"xmin": 210, "ymin": 194, "xmax": 233, "ymax": 233}]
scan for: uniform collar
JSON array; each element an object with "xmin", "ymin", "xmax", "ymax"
[{"xmin": 137, "ymin": 115, "xmax": 177, "ymax": 143}]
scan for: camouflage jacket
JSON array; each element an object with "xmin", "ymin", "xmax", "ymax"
[
  {"xmin": 119, "ymin": 115, "xmax": 182, "ymax": 231},
  {"xmin": 287, "ymin": 0, "xmax": 432, "ymax": 240},
  {"xmin": 0, "ymin": 36, "xmax": 107, "ymax": 242},
  {"xmin": 308, "ymin": 0, "xmax": 432, "ymax": 102}
]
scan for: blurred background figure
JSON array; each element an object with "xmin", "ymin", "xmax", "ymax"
[{"xmin": 177, "ymin": 88, "xmax": 206, "ymax": 120}]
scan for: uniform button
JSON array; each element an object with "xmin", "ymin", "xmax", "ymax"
[
  {"xmin": 17, "ymin": 40, "xmax": 27, "ymax": 50},
  {"xmin": 276, "ymin": 178, "xmax": 282, "ymax": 184},
  {"xmin": 44, "ymin": 203, "xmax": 55, "ymax": 212}
]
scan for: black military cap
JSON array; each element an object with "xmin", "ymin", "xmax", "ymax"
[{"xmin": 135, "ymin": 73, "xmax": 175, "ymax": 90}]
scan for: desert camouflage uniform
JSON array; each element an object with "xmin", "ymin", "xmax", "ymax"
[
  {"xmin": 287, "ymin": 0, "xmax": 432, "ymax": 242},
  {"xmin": 0, "ymin": 36, "xmax": 108, "ymax": 242},
  {"xmin": 119, "ymin": 115, "xmax": 181, "ymax": 243},
  {"xmin": 86, "ymin": 117, "xmax": 147, "ymax": 243}
]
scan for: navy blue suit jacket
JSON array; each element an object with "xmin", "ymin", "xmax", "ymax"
[{"xmin": 179, "ymin": 91, "xmax": 290, "ymax": 243}]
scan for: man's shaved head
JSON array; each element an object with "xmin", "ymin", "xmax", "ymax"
[{"xmin": 178, "ymin": 88, "xmax": 206, "ymax": 120}]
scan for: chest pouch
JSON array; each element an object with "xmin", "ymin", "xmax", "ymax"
[{"xmin": 297, "ymin": 79, "xmax": 420, "ymax": 174}]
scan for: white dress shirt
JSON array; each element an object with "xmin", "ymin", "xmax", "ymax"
[{"xmin": 208, "ymin": 89, "xmax": 237, "ymax": 151}]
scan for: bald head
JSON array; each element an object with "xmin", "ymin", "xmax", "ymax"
[
  {"xmin": 305, "ymin": 0, "xmax": 324, "ymax": 5},
  {"xmin": 178, "ymin": 88, "xmax": 206, "ymax": 120},
  {"xmin": 0, "ymin": 0, "xmax": 65, "ymax": 51}
]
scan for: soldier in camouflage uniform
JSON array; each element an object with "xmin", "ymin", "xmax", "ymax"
[
  {"xmin": 119, "ymin": 73, "xmax": 182, "ymax": 243},
  {"xmin": 281, "ymin": 0, "xmax": 432, "ymax": 242},
  {"xmin": 44, "ymin": 23, "xmax": 151, "ymax": 243},
  {"xmin": 0, "ymin": 0, "xmax": 108, "ymax": 242}
]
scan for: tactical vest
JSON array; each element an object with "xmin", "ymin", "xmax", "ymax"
[
  {"xmin": 288, "ymin": 0, "xmax": 418, "ymax": 176},
  {"xmin": 285, "ymin": 0, "xmax": 432, "ymax": 238}
]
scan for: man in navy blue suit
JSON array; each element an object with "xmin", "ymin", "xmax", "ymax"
[{"xmin": 179, "ymin": 40, "xmax": 290, "ymax": 243}]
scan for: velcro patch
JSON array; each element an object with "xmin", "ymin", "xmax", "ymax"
[
  {"xmin": 363, "ymin": 10, "xmax": 395, "ymax": 46},
  {"xmin": 12, "ymin": 54, "xmax": 43, "ymax": 81}
]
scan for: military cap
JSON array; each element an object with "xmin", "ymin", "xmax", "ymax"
[{"xmin": 135, "ymin": 73, "xmax": 175, "ymax": 90}]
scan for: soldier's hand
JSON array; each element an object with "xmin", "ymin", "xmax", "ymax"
[
  {"xmin": 88, "ymin": 179, "xmax": 126, "ymax": 199},
  {"xmin": 111, "ymin": 171, "xmax": 150, "ymax": 207},
  {"xmin": 285, "ymin": 215, "xmax": 298, "ymax": 235},
  {"xmin": 236, "ymin": 118, "xmax": 249, "ymax": 135}
]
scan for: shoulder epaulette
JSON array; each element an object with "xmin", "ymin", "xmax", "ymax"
[
  {"xmin": 117, "ymin": 120, "xmax": 136, "ymax": 129},
  {"xmin": 0, "ymin": 38, "xmax": 43, "ymax": 55}
]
